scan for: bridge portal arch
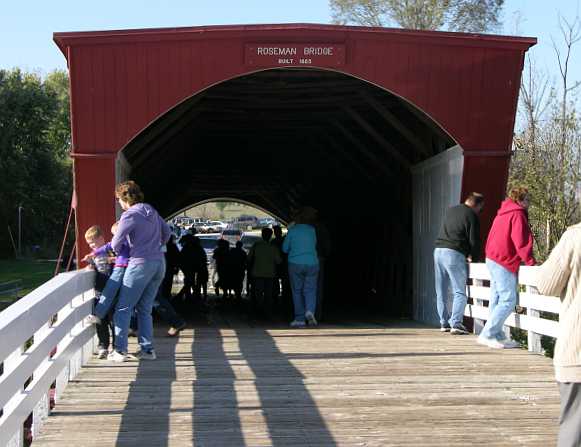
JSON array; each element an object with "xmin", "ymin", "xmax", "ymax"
[{"xmin": 54, "ymin": 24, "xmax": 535, "ymax": 323}]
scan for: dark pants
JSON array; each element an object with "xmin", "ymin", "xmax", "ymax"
[
  {"xmin": 161, "ymin": 267, "xmax": 176, "ymax": 297},
  {"xmin": 252, "ymin": 277, "xmax": 274, "ymax": 317},
  {"xmin": 558, "ymin": 382, "xmax": 581, "ymax": 447},
  {"xmin": 96, "ymin": 314, "xmax": 114, "ymax": 350},
  {"xmin": 154, "ymin": 291, "xmax": 185, "ymax": 328},
  {"xmin": 180, "ymin": 271, "xmax": 195, "ymax": 299},
  {"xmin": 195, "ymin": 269, "xmax": 208, "ymax": 298},
  {"xmin": 315, "ymin": 258, "xmax": 326, "ymax": 321}
]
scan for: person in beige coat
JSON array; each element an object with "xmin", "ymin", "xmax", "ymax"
[{"xmin": 536, "ymin": 222, "xmax": 581, "ymax": 447}]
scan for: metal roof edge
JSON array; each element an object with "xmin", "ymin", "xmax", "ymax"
[{"xmin": 53, "ymin": 23, "xmax": 537, "ymax": 55}]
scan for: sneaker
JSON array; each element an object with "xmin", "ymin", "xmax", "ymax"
[
  {"xmin": 290, "ymin": 320, "xmax": 306, "ymax": 328},
  {"xmin": 86, "ymin": 314, "xmax": 101, "ymax": 325},
  {"xmin": 107, "ymin": 350, "xmax": 127, "ymax": 362},
  {"xmin": 167, "ymin": 323, "xmax": 186, "ymax": 337},
  {"xmin": 440, "ymin": 325, "xmax": 451, "ymax": 332},
  {"xmin": 135, "ymin": 350, "xmax": 157, "ymax": 360},
  {"xmin": 97, "ymin": 348, "xmax": 108, "ymax": 359},
  {"xmin": 450, "ymin": 323, "xmax": 469, "ymax": 335},
  {"xmin": 477, "ymin": 335, "xmax": 505, "ymax": 349},
  {"xmin": 500, "ymin": 339, "xmax": 521, "ymax": 349},
  {"xmin": 305, "ymin": 311, "xmax": 318, "ymax": 326}
]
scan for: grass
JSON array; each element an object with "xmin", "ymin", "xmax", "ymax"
[{"xmin": 0, "ymin": 258, "xmax": 56, "ymax": 300}]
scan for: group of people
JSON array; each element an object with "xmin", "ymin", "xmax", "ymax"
[
  {"xmin": 435, "ymin": 186, "xmax": 581, "ymax": 446},
  {"xmin": 82, "ymin": 180, "xmax": 331, "ymax": 363}
]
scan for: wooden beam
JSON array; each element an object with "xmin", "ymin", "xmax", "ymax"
[
  {"xmin": 318, "ymin": 132, "xmax": 378, "ymax": 180},
  {"xmin": 399, "ymin": 100, "xmax": 455, "ymax": 150},
  {"xmin": 342, "ymin": 106, "xmax": 411, "ymax": 168},
  {"xmin": 329, "ymin": 121, "xmax": 395, "ymax": 177},
  {"xmin": 360, "ymin": 92, "xmax": 429, "ymax": 159}
]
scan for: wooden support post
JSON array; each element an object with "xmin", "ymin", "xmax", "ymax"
[
  {"xmin": 526, "ymin": 285, "xmax": 543, "ymax": 354},
  {"xmin": 472, "ymin": 278, "xmax": 486, "ymax": 335}
]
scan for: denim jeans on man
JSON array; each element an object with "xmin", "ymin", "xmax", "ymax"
[
  {"xmin": 113, "ymin": 259, "xmax": 166, "ymax": 354},
  {"xmin": 94, "ymin": 266, "xmax": 126, "ymax": 319},
  {"xmin": 288, "ymin": 263, "xmax": 319, "ymax": 322},
  {"xmin": 480, "ymin": 258, "xmax": 517, "ymax": 340},
  {"xmin": 434, "ymin": 247, "xmax": 468, "ymax": 327}
]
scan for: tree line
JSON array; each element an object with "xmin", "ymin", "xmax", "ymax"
[{"xmin": 0, "ymin": 69, "xmax": 72, "ymax": 258}]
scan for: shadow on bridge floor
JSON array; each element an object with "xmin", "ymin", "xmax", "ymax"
[{"xmin": 34, "ymin": 308, "xmax": 560, "ymax": 447}]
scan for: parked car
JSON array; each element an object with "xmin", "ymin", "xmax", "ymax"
[
  {"xmin": 201, "ymin": 220, "xmax": 227, "ymax": 233},
  {"xmin": 236, "ymin": 215, "xmax": 258, "ymax": 230},
  {"xmin": 257, "ymin": 217, "xmax": 277, "ymax": 228},
  {"xmin": 221, "ymin": 228, "xmax": 243, "ymax": 247}
]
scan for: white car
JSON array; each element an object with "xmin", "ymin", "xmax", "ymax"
[{"xmin": 208, "ymin": 221, "xmax": 228, "ymax": 232}]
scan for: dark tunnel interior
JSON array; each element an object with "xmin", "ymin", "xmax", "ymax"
[{"xmin": 120, "ymin": 68, "xmax": 456, "ymax": 319}]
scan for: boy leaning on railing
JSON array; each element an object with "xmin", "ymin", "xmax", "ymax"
[{"xmin": 82, "ymin": 222, "xmax": 129, "ymax": 358}]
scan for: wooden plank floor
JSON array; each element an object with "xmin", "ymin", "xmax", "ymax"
[{"xmin": 34, "ymin": 311, "xmax": 560, "ymax": 447}]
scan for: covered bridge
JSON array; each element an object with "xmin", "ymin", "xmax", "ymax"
[{"xmin": 53, "ymin": 23, "xmax": 535, "ymax": 325}]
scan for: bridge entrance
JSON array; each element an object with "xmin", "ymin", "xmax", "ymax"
[
  {"xmin": 54, "ymin": 23, "xmax": 535, "ymax": 324},
  {"xmin": 118, "ymin": 68, "xmax": 458, "ymax": 320}
]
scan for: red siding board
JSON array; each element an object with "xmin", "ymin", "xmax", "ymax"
[{"xmin": 55, "ymin": 24, "xmax": 535, "ymax": 262}]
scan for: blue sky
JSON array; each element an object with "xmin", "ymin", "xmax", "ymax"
[{"xmin": 1, "ymin": 0, "xmax": 579, "ymax": 89}]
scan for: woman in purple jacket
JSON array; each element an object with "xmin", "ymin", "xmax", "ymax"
[{"xmin": 108, "ymin": 181, "xmax": 170, "ymax": 362}]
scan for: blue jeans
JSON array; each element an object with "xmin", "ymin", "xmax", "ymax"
[
  {"xmin": 434, "ymin": 248, "xmax": 468, "ymax": 327},
  {"xmin": 94, "ymin": 266, "xmax": 126, "ymax": 319},
  {"xmin": 288, "ymin": 263, "xmax": 319, "ymax": 322},
  {"xmin": 480, "ymin": 258, "xmax": 517, "ymax": 340},
  {"xmin": 113, "ymin": 259, "xmax": 166, "ymax": 354}
]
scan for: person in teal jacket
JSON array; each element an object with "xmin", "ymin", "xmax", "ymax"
[{"xmin": 283, "ymin": 207, "xmax": 319, "ymax": 327}]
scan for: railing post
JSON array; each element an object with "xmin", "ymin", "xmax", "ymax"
[
  {"xmin": 526, "ymin": 285, "xmax": 543, "ymax": 354},
  {"xmin": 472, "ymin": 278, "xmax": 485, "ymax": 335}
]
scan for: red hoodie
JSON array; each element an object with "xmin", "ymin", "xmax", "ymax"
[{"xmin": 485, "ymin": 199, "xmax": 536, "ymax": 273}]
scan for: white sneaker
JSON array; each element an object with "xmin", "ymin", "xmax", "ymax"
[
  {"xmin": 477, "ymin": 336, "xmax": 505, "ymax": 349},
  {"xmin": 97, "ymin": 348, "xmax": 108, "ymax": 359},
  {"xmin": 107, "ymin": 351, "xmax": 127, "ymax": 362},
  {"xmin": 86, "ymin": 314, "xmax": 101, "ymax": 325},
  {"xmin": 305, "ymin": 311, "xmax": 318, "ymax": 326},
  {"xmin": 501, "ymin": 340, "xmax": 521, "ymax": 349},
  {"xmin": 290, "ymin": 320, "xmax": 306, "ymax": 328}
]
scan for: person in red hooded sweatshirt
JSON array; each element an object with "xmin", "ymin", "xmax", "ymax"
[{"xmin": 478, "ymin": 186, "xmax": 536, "ymax": 349}]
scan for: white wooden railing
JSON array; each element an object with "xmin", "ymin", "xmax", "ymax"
[
  {"xmin": 0, "ymin": 270, "xmax": 96, "ymax": 447},
  {"xmin": 465, "ymin": 263, "xmax": 560, "ymax": 354}
]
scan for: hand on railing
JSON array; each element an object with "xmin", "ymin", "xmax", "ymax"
[{"xmin": 81, "ymin": 253, "xmax": 94, "ymax": 264}]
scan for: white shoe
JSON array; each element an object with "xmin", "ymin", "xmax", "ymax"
[
  {"xmin": 107, "ymin": 351, "xmax": 127, "ymax": 362},
  {"xmin": 500, "ymin": 340, "xmax": 521, "ymax": 349},
  {"xmin": 477, "ymin": 336, "xmax": 505, "ymax": 349},
  {"xmin": 97, "ymin": 348, "xmax": 108, "ymax": 359},
  {"xmin": 86, "ymin": 314, "xmax": 101, "ymax": 325},
  {"xmin": 305, "ymin": 311, "xmax": 318, "ymax": 326},
  {"xmin": 290, "ymin": 320, "xmax": 306, "ymax": 328}
]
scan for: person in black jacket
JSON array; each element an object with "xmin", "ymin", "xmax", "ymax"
[
  {"xmin": 227, "ymin": 241, "xmax": 248, "ymax": 303},
  {"xmin": 434, "ymin": 192, "xmax": 484, "ymax": 334}
]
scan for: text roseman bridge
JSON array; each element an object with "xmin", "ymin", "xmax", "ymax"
[{"xmin": 0, "ymin": 23, "xmax": 562, "ymax": 447}]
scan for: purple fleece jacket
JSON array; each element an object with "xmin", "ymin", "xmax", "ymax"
[
  {"xmin": 93, "ymin": 241, "xmax": 130, "ymax": 267},
  {"xmin": 111, "ymin": 203, "xmax": 170, "ymax": 265}
]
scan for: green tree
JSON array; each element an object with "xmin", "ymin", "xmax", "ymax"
[
  {"xmin": 509, "ymin": 17, "xmax": 581, "ymax": 261},
  {"xmin": 329, "ymin": 0, "xmax": 504, "ymax": 32},
  {"xmin": 0, "ymin": 69, "xmax": 72, "ymax": 258}
]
